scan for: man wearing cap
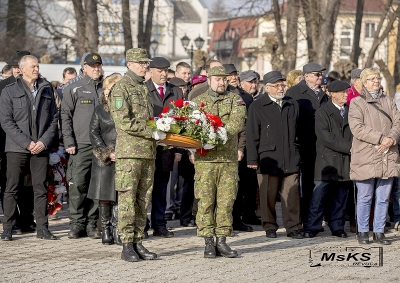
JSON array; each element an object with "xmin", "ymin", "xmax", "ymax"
[
  {"xmin": 303, "ymin": 80, "xmax": 353, "ymax": 238},
  {"xmin": 223, "ymin": 64, "xmax": 239, "ymax": 88},
  {"xmin": 61, "ymin": 52, "xmax": 91, "ymax": 91},
  {"xmin": 347, "ymin": 69, "xmax": 362, "ymax": 105},
  {"xmin": 109, "ymin": 48, "xmax": 158, "ymax": 262},
  {"xmin": 61, "ymin": 53, "xmax": 104, "ymax": 239},
  {"xmin": 246, "ymin": 71, "xmax": 303, "ymax": 239},
  {"xmin": 191, "ymin": 66, "xmax": 246, "ymax": 258},
  {"xmin": 169, "ymin": 77, "xmax": 187, "ymax": 97},
  {"xmin": 145, "ymin": 57, "xmax": 183, "ymax": 238},
  {"xmin": 286, "ymin": 62, "xmax": 328, "ymax": 222}
]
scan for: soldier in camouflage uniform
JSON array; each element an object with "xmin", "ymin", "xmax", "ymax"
[
  {"xmin": 109, "ymin": 48, "xmax": 158, "ymax": 262},
  {"xmin": 191, "ymin": 66, "xmax": 246, "ymax": 258}
]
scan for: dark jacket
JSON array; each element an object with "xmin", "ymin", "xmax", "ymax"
[
  {"xmin": 314, "ymin": 100, "xmax": 352, "ymax": 181},
  {"xmin": 0, "ymin": 76, "xmax": 58, "ymax": 153},
  {"xmin": 88, "ymin": 96, "xmax": 117, "ymax": 201},
  {"xmin": 246, "ymin": 94, "xmax": 300, "ymax": 175},
  {"xmin": 61, "ymin": 75, "xmax": 102, "ymax": 148},
  {"xmin": 0, "ymin": 75, "xmax": 16, "ymax": 155},
  {"xmin": 188, "ymin": 81, "xmax": 239, "ymax": 101},
  {"xmin": 146, "ymin": 79, "xmax": 184, "ymax": 171},
  {"xmin": 286, "ymin": 80, "xmax": 328, "ymax": 160},
  {"xmin": 237, "ymin": 87, "xmax": 253, "ymax": 153}
]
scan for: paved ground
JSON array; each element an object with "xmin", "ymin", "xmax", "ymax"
[{"xmin": 1, "ymin": 204, "xmax": 400, "ymax": 283}]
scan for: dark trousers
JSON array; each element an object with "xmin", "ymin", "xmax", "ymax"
[
  {"xmin": 258, "ymin": 173, "xmax": 302, "ymax": 233},
  {"xmin": 300, "ymin": 158, "xmax": 316, "ymax": 223},
  {"xmin": 151, "ymin": 170, "xmax": 170, "ymax": 229},
  {"xmin": 68, "ymin": 144, "xmax": 98, "ymax": 230},
  {"xmin": 178, "ymin": 154, "xmax": 195, "ymax": 225},
  {"xmin": 3, "ymin": 152, "xmax": 48, "ymax": 230},
  {"xmin": 305, "ymin": 181, "xmax": 351, "ymax": 233}
]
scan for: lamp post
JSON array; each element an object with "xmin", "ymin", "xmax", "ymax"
[
  {"xmin": 150, "ymin": 39, "xmax": 159, "ymax": 57},
  {"xmin": 180, "ymin": 34, "xmax": 205, "ymax": 74},
  {"xmin": 244, "ymin": 52, "xmax": 257, "ymax": 70}
]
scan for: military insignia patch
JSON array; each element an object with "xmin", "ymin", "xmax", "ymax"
[
  {"xmin": 236, "ymin": 99, "xmax": 244, "ymax": 104},
  {"xmin": 93, "ymin": 55, "xmax": 98, "ymax": 60},
  {"xmin": 115, "ymin": 97, "xmax": 124, "ymax": 109}
]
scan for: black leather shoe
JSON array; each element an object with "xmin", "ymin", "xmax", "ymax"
[
  {"xmin": 121, "ymin": 243, "xmax": 139, "ymax": 262},
  {"xmin": 287, "ymin": 230, "xmax": 303, "ymax": 239},
  {"xmin": 12, "ymin": 225, "xmax": 22, "ymax": 235},
  {"xmin": 68, "ymin": 227, "xmax": 85, "ymax": 239},
  {"xmin": 133, "ymin": 242, "xmax": 157, "ymax": 260},
  {"xmin": 242, "ymin": 216, "xmax": 261, "ymax": 226},
  {"xmin": 1, "ymin": 228, "xmax": 12, "ymax": 241},
  {"xmin": 216, "ymin": 237, "xmax": 238, "ymax": 258},
  {"xmin": 37, "ymin": 229, "xmax": 57, "ymax": 240},
  {"xmin": 21, "ymin": 224, "xmax": 36, "ymax": 233},
  {"xmin": 266, "ymin": 229, "xmax": 277, "ymax": 238},
  {"xmin": 204, "ymin": 237, "xmax": 216, "ymax": 258},
  {"xmin": 373, "ymin": 232, "xmax": 391, "ymax": 245},
  {"xmin": 332, "ymin": 229, "xmax": 347, "ymax": 238},
  {"xmin": 233, "ymin": 222, "xmax": 254, "ymax": 232},
  {"xmin": 153, "ymin": 227, "xmax": 174, "ymax": 238},
  {"xmin": 87, "ymin": 228, "xmax": 101, "ymax": 239},
  {"xmin": 303, "ymin": 231, "xmax": 316, "ymax": 238},
  {"xmin": 357, "ymin": 232, "xmax": 370, "ymax": 244},
  {"xmin": 164, "ymin": 213, "xmax": 173, "ymax": 221}
]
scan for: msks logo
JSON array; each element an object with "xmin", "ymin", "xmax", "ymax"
[{"xmin": 321, "ymin": 252, "xmax": 371, "ymax": 262}]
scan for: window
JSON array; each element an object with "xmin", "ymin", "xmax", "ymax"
[
  {"xmin": 152, "ymin": 24, "xmax": 165, "ymax": 44},
  {"xmin": 365, "ymin": 22, "xmax": 376, "ymax": 38},
  {"xmin": 99, "ymin": 23, "xmax": 123, "ymax": 44},
  {"xmin": 340, "ymin": 30, "xmax": 353, "ymax": 58}
]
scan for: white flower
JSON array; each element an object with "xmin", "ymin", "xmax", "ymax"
[
  {"xmin": 208, "ymin": 127, "xmax": 217, "ymax": 142},
  {"xmin": 217, "ymin": 127, "xmax": 228, "ymax": 144},
  {"xmin": 156, "ymin": 117, "xmax": 175, "ymax": 132},
  {"xmin": 203, "ymin": 143, "xmax": 215, "ymax": 150},
  {"xmin": 187, "ymin": 101, "xmax": 197, "ymax": 108}
]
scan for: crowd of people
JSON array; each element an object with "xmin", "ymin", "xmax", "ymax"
[{"xmin": 1, "ymin": 48, "xmax": 400, "ymax": 263}]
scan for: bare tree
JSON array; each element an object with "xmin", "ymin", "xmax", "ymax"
[
  {"xmin": 350, "ymin": 0, "xmax": 364, "ymax": 66},
  {"xmin": 122, "ymin": 0, "xmax": 133, "ymax": 51},
  {"xmin": 138, "ymin": 0, "xmax": 155, "ymax": 54},
  {"xmin": 4, "ymin": 0, "xmax": 26, "ymax": 59},
  {"xmin": 209, "ymin": 0, "xmax": 231, "ymax": 19}
]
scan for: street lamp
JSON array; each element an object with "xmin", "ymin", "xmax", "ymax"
[
  {"xmin": 244, "ymin": 52, "xmax": 257, "ymax": 70},
  {"xmin": 180, "ymin": 34, "xmax": 204, "ymax": 73},
  {"xmin": 150, "ymin": 39, "xmax": 159, "ymax": 57}
]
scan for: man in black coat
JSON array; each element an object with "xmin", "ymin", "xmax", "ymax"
[
  {"xmin": 303, "ymin": 81, "xmax": 353, "ymax": 238},
  {"xmin": 286, "ymin": 62, "xmax": 328, "ymax": 222},
  {"xmin": 145, "ymin": 57, "xmax": 183, "ymax": 237},
  {"xmin": 0, "ymin": 55, "xmax": 58, "ymax": 241},
  {"xmin": 247, "ymin": 71, "xmax": 303, "ymax": 239}
]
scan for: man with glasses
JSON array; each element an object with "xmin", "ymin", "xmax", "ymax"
[
  {"xmin": 61, "ymin": 53, "xmax": 103, "ymax": 239},
  {"xmin": 247, "ymin": 71, "xmax": 303, "ymax": 239},
  {"xmin": 286, "ymin": 62, "xmax": 328, "ymax": 224},
  {"xmin": 109, "ymin": 48, "xmax": 158, "ymax": 262}
]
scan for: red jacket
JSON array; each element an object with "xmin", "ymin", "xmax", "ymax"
[{"xmin": 347, "ymin": 85, "xmax": 360, "ymax": 105}]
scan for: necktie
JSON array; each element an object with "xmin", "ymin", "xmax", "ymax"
[
  {"xmin": 340, "ymin": 107, "xmax": 345, "ymax": 118},
  {"xmin": 158, "ymin": 86, "xmax": 164, "ymax": 100},
  {"xmin": 276, "ymin": 99, "xmax": 282, "ymax": 107}
]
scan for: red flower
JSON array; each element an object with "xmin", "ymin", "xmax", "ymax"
[
  {"xmin": 47, "ymin": 184, "xmax": 55, "ymax": 192},
  {"xmin": 196, "ymin": 148, "xmax": 208, "ymax": 156},
  {"xmin": 162, "ymin": 106, "xmax": 169, "ymax": 113},
  {"xmin": 195, "ymin": 120, "xmax": 200, "ymax": 125},
  {"xmin": 54, "ymin": 202, "xmax": 63, "ymax": 211},
  {"xmin": 174, "ymin": 99, "xmax": 184, "ymax": 108},
  {"xmin": 172, "ymin": 115, "xmax": 188, "ymax": 121},
  {"xmin": 206, "ymin": 113, "xmax": 223, "ymax": 129},
  {"xmin": 200, "ymin": 102, "xmax": 205, "ymax": 108},
  {"xmin": 150, "ymin": 117, "xmax": 155, "ymax": 120},
  {"xmin": 184, "ymin": 101, "xmax": 190, "ymax": 106},
  {"xmin": 47, "ymin": 192, "xmax": 57, "ymax": 203}
]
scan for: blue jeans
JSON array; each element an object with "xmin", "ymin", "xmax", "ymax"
[
  {"xmin": 356, "ymin": 178, "xmax": 393, "ymax": 233},
  {"xmin": 392, "ymin": 177, "xmax": 400, "ymax": 222}
]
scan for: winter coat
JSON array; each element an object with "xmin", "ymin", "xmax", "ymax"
[
  {"xmin": 348, "ymin": 87, "xmax": 400, "ymax": 181},
  {"xmin": 246, "ymin": 94, "xmax": 300, "ymax": 175},
  {"xmin": 314, "ymin": 100, "xmax": 352, "ymax": 181},
  {"xmin": 0, "ymin": 76, "xmax": 58, "ymax": 153},
  {"xmin": 87, "ymin": 95, "xmax": 117, "ymax": 201}
]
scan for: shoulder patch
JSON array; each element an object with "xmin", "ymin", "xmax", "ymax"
[
  {"xmin": 115, "ymin": 97, "xmax": 124, "ymax": 110},
  {"xmin": 236, "ymin": 99, "xmax": 245, "ymax": 105}
]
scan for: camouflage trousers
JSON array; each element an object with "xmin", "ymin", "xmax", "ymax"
[
  {"xmin": 116, "ymin": 158, "xmax": 155, "ymax": 243},
  {"xmin": 194, "ymin": 162, "xmax": 238, "ymax": 237}
]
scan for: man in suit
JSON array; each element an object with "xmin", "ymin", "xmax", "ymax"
[
  {"xmin": 303, "ymin": 80, "xmax": 353, "ymax": 238},
  {"xmin": 286, "ymin": 62, "xmax": 328, "ymax": 223},
  {"xmin": 145, "ymin": 57, "xmax": 184, "ymax": 237}
]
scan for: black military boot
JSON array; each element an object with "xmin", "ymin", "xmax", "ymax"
[
  {"xmin": 373, "ymin": 232, "xmax": 391, "ymax": 245},
  {"xmin": 204, "ymin": 237, "xmax": 216, "ymax": 258},
  {"xmin": 216, "ymin": 237, "xmax": 238, "ymax": 258},
  {"xmin": 357, "ymin": 232, "xmax": 370, "ymax": 244},
  {"xmin": 133, "ymin": 242, "xmax": 157, "ymax": 260},
  {"xmin": 121, "ymin": 243, "xmax": 140, "ymax": 262},
  {"xmin": 99, "ymin": 203, "xmax": 113, "ymax": 245},
  {"xmin": 111, "ymin": 202, "xmax": 122, "ymax": 245}
]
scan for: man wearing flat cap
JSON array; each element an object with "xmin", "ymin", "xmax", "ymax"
[
  {"xmin": 286, "ymin": 62, "xmax": 328, "ymax": 223},
  {"xmin": 191, "ymin": 66, "xmax": 246, "ymax": 258},
  {"xmin": 303, "ymin": 80, "xmax": 353, "ymax": 238},
  {"xmin": 145, "ymin": 56, "xmax": 183, "ymax": 238},
  {"xmin": 61, "ymin": 52, "xmax": 104, "ymax": 240},
  {"xmin": 247, "ymin": 71, "xmax": 303, "ymax": 239},
  {"xmin": 109, "ymin": 48, "xmax": 158, "ymax": 262},
  {"xmin": 223, "ymin": 64, "xmax": 239, "ymax": 89}
]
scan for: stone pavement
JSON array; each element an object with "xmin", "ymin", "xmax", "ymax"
[{"xmin": 1, "ymin": 204, "xmax": 400, "ymax": 283}]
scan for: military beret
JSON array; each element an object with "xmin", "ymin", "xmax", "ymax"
[
  {"xmin": 149, "ymin": 57, "xmax": 170, "ymax": 69},
  {"xmin": 84, "ymin": 53, "xmax": 102, "ymax": 66},
  {"xmin": 239, "ymin": 70, "xmax": 258, "ymax": 82},
  {"xmin": 222, "ymin": 64, "xmax": 237, "ymax": 74},
  {"xmin": 191, "ymin": 75, "xmax": 207, "ymax": 86},
  {"xmin": 169, "ymin": 77, "xmax": 186, "ymax": 87},
  {"xmin": 303, "ymin": 62, "xmax": 326, "ymax": 75},
  {"xmin": 327, "ymin": 80, "xmax": 350, "ymax": 92},
  {"xmin": 208, "ymin": 66, "xmax": 229, "ymax": 77},
  {"xmin": 263, "ymin": 71, "xmax": 285, "ymax": 84},
  {"xmin": 351, "ymin": 68, "xmax": 362, "ymax": 79},
  {"xmin": 126, "ymin": 48, "xmax": 152, "ymax": 62}
]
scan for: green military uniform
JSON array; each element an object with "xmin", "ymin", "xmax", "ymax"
[
  {"xmin": 109, "ymin": 48, "xmax": 156, "ymax": 244},
  {"xmin": 192, "ymin": 66, "xmax": 246, "ymax": 237}
]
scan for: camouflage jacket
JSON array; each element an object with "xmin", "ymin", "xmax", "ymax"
[
  {"xmin": 192, "ymin": 89, "xmax": 246, "ymax": 163},
  {"xmin": 109, "ymin": 70, "xmax": 156, "ymax": 159}
]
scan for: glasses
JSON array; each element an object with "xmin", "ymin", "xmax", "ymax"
[
  {"xmin": 268, "ymin": 83, "xmax": 286, "ymax": 89},
  {"xmin": 131, "ymin": 61, "xmax": 150, "ymax": 66},
  {"xmin": 310, "ymin": 72, "xmax": 323, "ymax": 77},
  {"xmin": 366, "ymin": 77, "xmax": 382, "ymax": 82}
]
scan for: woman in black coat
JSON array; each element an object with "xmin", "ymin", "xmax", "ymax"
[{"xmin": 87, "ymin": 73, "xmax": 122, "ymax": 245}]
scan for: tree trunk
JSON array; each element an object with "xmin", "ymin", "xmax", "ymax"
[
  {"xmin": 72, "ymin": 0, "xmax": 87, "ymax": 57},
  {"xmin": 122, "ymin": 0, "xmax": 133, "ymax": 51},
  {"xmin": 300, "ymin": 0, "xmax": 319, "ymax": 61},
  {"xmin": 350, "ymin": 0, "xmax": 364, "ymax": 67},
  {"xmin": 84, "ymin": 0, "xmax": 99, "ymax": 52},
  {"xmin": 137, "ymin": 0, "xmax": 155, "ymax": 54},
  {"xmin": 394, "ymin": 21, "xmax": 400, "ymax": 88},
  {"xmin": 138, "ymin": 0, "xmax": 145, "ymax": 49},
  {"xmin": 5, "ymin": 0, "xmax": 26, "ymax": 58},
  {"xmin": 284, "ymin": 0, "xmax": 299, "ymax": 74},
  {"xmin": 375, "ymin": 59, "xmax": 395, "ymax": 97}
]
